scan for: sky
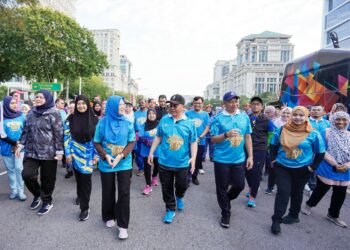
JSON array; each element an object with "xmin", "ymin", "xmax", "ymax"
[{"xmin": 76, "ymin": 0, "xmax": 324, "ymax": 98}]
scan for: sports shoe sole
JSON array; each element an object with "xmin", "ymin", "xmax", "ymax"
[
  {"xmin": 79, "ymin": 212, "xmax": 90, "ymax": 221},
  {"xmin": 220, "ymin": 222, "xmax": 230, "ymax": 228}
]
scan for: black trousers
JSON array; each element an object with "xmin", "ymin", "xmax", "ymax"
[
  {"xmin": 100, "ymin": 170, "xmax": 132, "ymax": 229},
  {"xmin": 22, "ymin": 157, "xmax": 57, "ymax": 204},
  {"xmin": 74, "ymin": 169, "xmax": 92, "ymax": 211},
  {"xmin": 245, "ymin": 150, "xmax": 266, "ymax": 198},
  {"xmin": 272, "ymin": 164, "xmax": 309, "ymax": 222},
  {"xmin": 307, "ymin": 177, "xmax": 347, "ymax": 218},
  {"xmin": 158, "ymin": 165, "xmax": 188, "ymax": 211},
  {"xmin": 193, "ymin": 145, "xmax": 205, "ymax": 179},
  {"xmin": 214, "ymin": 161, "xmax": 245, "ymax": 218},
  {"xmin": 143, "ymin": 157, "xmax": 159, "ymax": 186}
]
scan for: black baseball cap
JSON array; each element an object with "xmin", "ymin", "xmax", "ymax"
[
  {"xmin": 250, "ymin": 96, "xmax": 263, "ymax": 104},
  {"xmin": 167, "ymin": 94, "xmax": 185, "ymax": 105}
]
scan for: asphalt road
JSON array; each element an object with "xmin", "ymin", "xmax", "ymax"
[{"xmin": 0, "ymin": 158, "xmax": 349, "ymax": 250}]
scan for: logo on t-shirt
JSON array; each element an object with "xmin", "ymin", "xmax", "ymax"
[
  {"xmin": 106, "ymin": 144, "xmax": 125, "ymax": 156},
  {"xmin": 284, "ymin": 147, "xmax": 303, "ymax": 160},
  {"xmin": 148, "ymin": 128, "xmax": 157, "ymax": 137},
  {"xmin": 137, "ymin": 117, "xmax": 147, "ymax": 125},
  {"xmin": 226, "ymin": 135, "xmax": 243, "ymax": 147},
  {"xmin": 167, "ymin": 135, "xmax": 184, "ymax": 151},
  {"xmin": 194, "ymin": 118, "xmax": 203, "ymax": 128}
]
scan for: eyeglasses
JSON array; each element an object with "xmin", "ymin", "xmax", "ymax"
[{"xmin": 193, "ymin": 102, "xmax": 202, "ymax": 105}]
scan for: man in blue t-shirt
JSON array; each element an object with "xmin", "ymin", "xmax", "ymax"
[
  {"xmin": 185, "ymin": 96, "xmax": 210, "ymax": 185},
  {"xmin": 211, "ymin": 91, "xmax": 253, "ymax": 229},
  {"xmin": 133, "ymin": 99, "xmax": 148, "ymax": 175},
  {"xmin": 148, "ymin": 94, "xmax": 197, "ymax": 224}
]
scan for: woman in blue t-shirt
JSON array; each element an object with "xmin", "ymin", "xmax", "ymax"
[
  {"xmin": 269, "ymin": 106, "xmax": 325, "ymax": 235},
  {"xmin": 0, "ymin": 96, "xmax": 26, "ymax": 201},
  {"xmin": 303, "ymin": 111, "xmax": 350, "ymax": 227},
  {"xmin": 93, "ymin": 96, "xmax": 136, "ymax": 240},
  {"xmin": 139, "ymin": 108, "xmax": 159, "ymax": 195}
]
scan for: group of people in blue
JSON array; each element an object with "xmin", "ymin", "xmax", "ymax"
[{"xmin": 1, "ymin": 88, "xmax": 349, "ymax": 239}]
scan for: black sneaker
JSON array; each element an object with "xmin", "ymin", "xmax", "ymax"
[
  {"xmin": 37, "ymin": 203, "xmax": 53, "ymax": 216},
  {"xmin": 79, "ymin": 209, "xmax": 90, "ymax": 221},
  {"xmin": 271, "ymin": 221, "xmax": 281, "ymax": 235},
  {"xmin": 282, "ymin": 215, "xmax": 300, "ymax": 224},
  {"xmin": 75, "ymin": 197, "xmax": 80, "ymax": 205},
  {"xmin": 65, "ymin": 171, "xmax": 73, "ymax": 179},
  {"xmin": 192, "ymin": 178, "xmax": 199, "ymax": 185},
  {"xmin": 30, "ymin": 197, "xmax": 41, "ymax": 210},
  {"xmin": 220, "ymin": 217, "xmax": 230, "ymax": 228}
]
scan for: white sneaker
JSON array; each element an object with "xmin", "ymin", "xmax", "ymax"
[
  {"xmin": 118, "ymin": 227, "xmax": 128, "ymax": 240},
  {"xmin": 304, "ymin": 184, "xmax": 311, "ymax": 192},
  {"xmin": 301, "ymin": 204, "xmax": 312, "ymax": 215},
  {"xmin": 106, "ymin": 220, "xmax": 115, "ymax": 228},
  {"xmin": 199, "ymin": 169, "xmax": 205, "ymax": 174}
]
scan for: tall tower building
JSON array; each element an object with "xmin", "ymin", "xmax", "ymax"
[
  {"xmin": 322, "ymin": 0, "xmax": 350, "ymax": 48},
  {"xmin": 90, "ymin": 29, "xmax": 122, "ymax": 91},
  {"xmin": 39, "ymin": 0, "xmax": 77, "ymax": 18}
]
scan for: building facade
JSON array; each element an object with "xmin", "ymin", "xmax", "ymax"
[
  {"xmin": 39, "ymin": 0, "xmax": 76, "ymax": 18},
  {"xmin": 322, "ymin": 0, "xmax": 350, "ymax": 48},
  {"xmin": 90, "ymin": 29, "xmax": 122, "ymax": 91},
  {"xmin": 120, "ymin": 55, "xmax": 132, "ymax": 93}
]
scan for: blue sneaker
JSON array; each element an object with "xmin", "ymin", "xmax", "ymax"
[
  {"xmin": 176, "ymin": 197, "xmax": 184, "ymax": 211},
  {"xmin": 163, "ymin": 210, "xmax": 176, "ymax": 224},
  {"xmin": 247, "ymin": 198, "xmax": 256, "ymax": 208}
]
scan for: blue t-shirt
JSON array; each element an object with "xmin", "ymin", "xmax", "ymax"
[
  {"xmin": 270, "ymin": 128, "xmax": 326, "ymax": 168},
  {"xmin": 139, "ymin": 125, "xmax": 159, "ymax": 158},
  {"xmin": 58, "ymin": 109, "xmax": 67, "ymax": 123},
  {"xmin": 134, "ymin": 109, "xmax": 148, "ymax": 131},
  {"xmin": 211, "ymin": 110, "xmax": 252, "ymax": 164},
  {"xmin": 94, "ymin": 119, "xmax": 136, "ymax": 172},
  {"xmin": 156, "ymin": 115, "xmax": 197, "ymax": 168},
  {"xmin": 185, "ymin": 110, "xmax": 210, "ymax": 145},
  {"xmin": 309, "ymin": 118, "xmax": 330, "ymax": 143},
  {"xmin": 0, "ymin": 114, "xmax": 25, "ymax": 156}
]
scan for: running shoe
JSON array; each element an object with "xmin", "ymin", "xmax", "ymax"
[
  {"xmin": 18, "ymin": 192, "xmax": 27, "ymax": 201},
  {"xmin": 282, "ymin": 215, "xmax": 300, "ymax": 224},
  {"xmin": 199, "ymin": 169, "xmax": 205, "ymax": 174},
  {"xmin": 220, "ymin": 216, "xmax": 230, "ymax": 228},
  {"xmin": 326, "ymin": 214, "xmax": 348, "ymax": 228},
  {"xmin": 301, "ymin": 204, "xmax": 312, "ymax": 215},
  {"xmin": 118, "ymin": 227, "xmax": 128, "ymax": 240},
  {"xmin": 30, "ymin": 197, "xmax": 41, "ymax": 210},
  {"xmin": 37, "ymin": 202, "xmax": 53, "ymax": 216},
  {"xmin": 142, "ymin": 185, "xmax": 152, "ymax": 195},
  {"xmin": 271, "ymin": 221, "xmax": 281, "ymax": 235},
  {"xmin": 247, "ymin": 197, "xmax": 256, "ymax": 208},
  {"xmin": 79, "ymin": 209, "xmax": 90, "ymax": 221},
  {"xmin": 9, "ymin": 191, "xmax": 17, "ymax": 200},
  {"xmin": 106, "ymin": 220, "xmax": 115, "ymax": 228},
  {"xmin": 152, "ymin": 176, "xmax": 158, "ymax": 186},
  {"xmin": 163, "ymin": 210, "xmax": 175, "ymax": 224},
  {"xmin": 176, "ymin": 197, "xmax": 184, "ymax": 211},
  {"xmin": 265, "ymin": 187, "xmax": 274, "ymax": 195}
]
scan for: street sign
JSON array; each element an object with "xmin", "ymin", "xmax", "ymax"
[{"xmin": 32, "ymin": 82, "xmax": 62, "ymax": 91}]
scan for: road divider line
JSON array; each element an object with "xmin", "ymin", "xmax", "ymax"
[{"xmin": 0, "ymin": 171, "xmax": 7, "ymax": 176}]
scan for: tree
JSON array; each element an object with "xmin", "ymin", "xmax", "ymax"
[
  {"xmin": 0, "ymin": 86, "xmax": 8, "ymax": 100},
  {"xmin": 259, "ymin": 92, "xmax": 279, "ymax": 104},
  {"xmin": 0, "ymin": 7, "xmax": 108, "ymax": 82},
  {"xmin": 239, "ymin": 95, "xmax": 250, "ymax": 109}
]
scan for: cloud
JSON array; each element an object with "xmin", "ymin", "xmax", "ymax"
[{"xmin": 76, "ymin": 0, "xmax": 323, "ymax": 98}]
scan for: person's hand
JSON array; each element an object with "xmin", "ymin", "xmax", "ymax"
[
  {"xmin": 246, "ymin": 156, "xmax": 253, "ymax": 170},
  {"xmin": 93, "ymin": 156, "xmax": 99, "ymax": 165},
  {"xmin": 226, "ymin": 129, "xmax": 240, "ymax": 137},
  {"xmin": 66, "ymin": 155, "xmax": 72, "ymax": 164},
  {"xmin": 112, "ymin": 154, "xmax": 123, "ymax": 168},
  {"xmin": 15, "ymin": 147, "xmax": 21, "ymax": 157},
  {"xmin": 105, "ymin": 154, "xmax": 113, "ymax": 167},
  {"xmin": 336, "ymin": 165, "xmax": 348, "ymax": 173},
  {"xmin": 148, "ymin": 154, "xmax": 154, "ymax": 166},
  {"xmin": 55, "ymin": 154, "xmax": 63, "ymax": 161},
  {"xmin": 188, "ymin": 158, "xmax": 195, "ymax": 174}
]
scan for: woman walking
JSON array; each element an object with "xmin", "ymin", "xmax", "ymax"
[
  {"xmin": 64, "ymin": 95, "xmax": 99, "ymax": 221},
  {"xmin": 269, "ymin": 106, "xmax": 325, "ymax": 235},
  {"xmin": 139, "ymin": 108, "xmax": 159, "ymax": 195},
  {"xmin": 302, "ymin": 111, "xmax": 350, "ymax": 227},
  {"xmin": 19, "ymin": 90, "xmax": 64, "ymax": 216},
  {"xmin": 94, "ymin": 96, "xmax": 136, "ymax": 240},
  {"xmin": 0, "ymin": 96, "xmax": 26, "ymax": 201}
]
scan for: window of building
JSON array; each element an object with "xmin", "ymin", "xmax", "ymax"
[
  {"xmin": 326, "ymin": 19, "xmax": 350, "ymax": 44},
  {"xmin": 259, "ymin": 50, "xmax": 268, "ymax": 62},
  {"xmin": 325, "ymin": 1, "xmax": 350, "ymax": 29},
  {"xmin": 255, "ymin": 77, "xmax": 265, "ymax": 95},
  {"xmin": 280, "ymin": 50, "xmax": 290, "ymax": 62},
  {"xmin": 329, "ymin": 0, "xmax": 348, "ymax": 11}
]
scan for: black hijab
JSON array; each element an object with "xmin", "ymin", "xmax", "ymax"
[
  {"xmin": 144, "ymin": 108, "xmax": 159, "ymax": 131},
  {"xmin": 68, "ymin": 95, "xmax": 99, "ymax": 143},
  {"xmin": 93, "ymin": 101, "xmax": 102, "ymax": 117},
  {"xmin": 33, "ymin": 90, "xmax": 54, "ymax": 116}
]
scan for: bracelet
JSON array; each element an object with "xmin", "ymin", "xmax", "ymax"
[{"xmin": 224, "ymin": 132, "xmax": 228, "ymax": 138}]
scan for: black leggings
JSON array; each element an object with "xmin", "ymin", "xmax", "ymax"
[
  {"xmin": 143, "ymin": 157, "xmax": 159, "ymax": 186},
  {"xmin": 306, "ymin": 177, "xmax": 347, "ymax": 218}
]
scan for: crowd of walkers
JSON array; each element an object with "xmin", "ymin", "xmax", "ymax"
[{"xmin": 1, "ymin": 89, "xmax": 349, "ymax": 239}]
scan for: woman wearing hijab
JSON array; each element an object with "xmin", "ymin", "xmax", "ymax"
[
  {"xmin": 93, "ymin": 101, "xmax": 102, "ymax": 118},
  {"xmin": 64, "ymin": 95, "xmax": 99, "ymax": 221},
  {"xmin": 302, "ymin": 111, "xmax": 350, "ymax": 227},
  {"xmin": 18, "ymin": 90, "xmax": 64, "ymax": 216},
  {"xmin": 273, "ymin": 107, "xmax": 292, "ymax": 128},
  {"xmin": 139, "ymin": 108, "xmax": 159, "ymax": 195},
  {"xmin": 269, "ymin": 106, "xmax": 325, "ymax": 235},
  {"xmin": 94, "ymin": 96, "xmax": 136, "ymax": 240},
  {"xmin": 124, "ymin": 101, "xmax": 134, "ymax": 123},
  {"xmin": 0, "ymin": 96, "xmax": 26, "ymax": 200}
]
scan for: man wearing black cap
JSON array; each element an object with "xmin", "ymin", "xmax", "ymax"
[
  {"xmin": 245, "ymin": 96, "xmax": 276, "ymax": 208},
  {"xmin": 148, "ymin": 94, "xmax": 197, "ymax": 224},
  {"xmin": 211, "ymin": 91, "xmax": 253, "ymax": 228}
]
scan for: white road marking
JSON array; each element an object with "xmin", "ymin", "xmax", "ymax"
[{"xmin": 0, "ymin": 171, "xmax": 7, "ymax": 176}]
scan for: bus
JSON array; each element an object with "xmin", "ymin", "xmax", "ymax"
[{"xmin": 279, "ymin": 48, "xmax": 350, "ymax": 112}]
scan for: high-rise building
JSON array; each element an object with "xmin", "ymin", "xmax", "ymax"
[
  {"xmin": 90, "ymin": 29, "xmax": 122, "ymax": 91},
  {"xmin": 322, "ymin": 0, "xmax": 350, "ymax": 48},
  {"xmin": 120, "ymin": 55, "xmax": 132, "ymax": 92},
  {"xmin": 39, "ymin": 0, "xmax": 76, "ymax": 18}
]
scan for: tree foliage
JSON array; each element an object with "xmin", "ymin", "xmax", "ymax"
[
  {"xmin": 258, "ymin": 92, "xmax": 279, "ymax": 104},
  {"xmin": 0, "ymin": 7, "xmax": 108, "ymax": 82}
]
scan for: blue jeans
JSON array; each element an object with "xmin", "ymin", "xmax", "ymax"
[
  {"xmin": 135, "ymin": 142, "xmax": 144, "ymax": 171},
  {"xmin": 3, "ymin": 154, "xmax": 25, "ymax": 194}
]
